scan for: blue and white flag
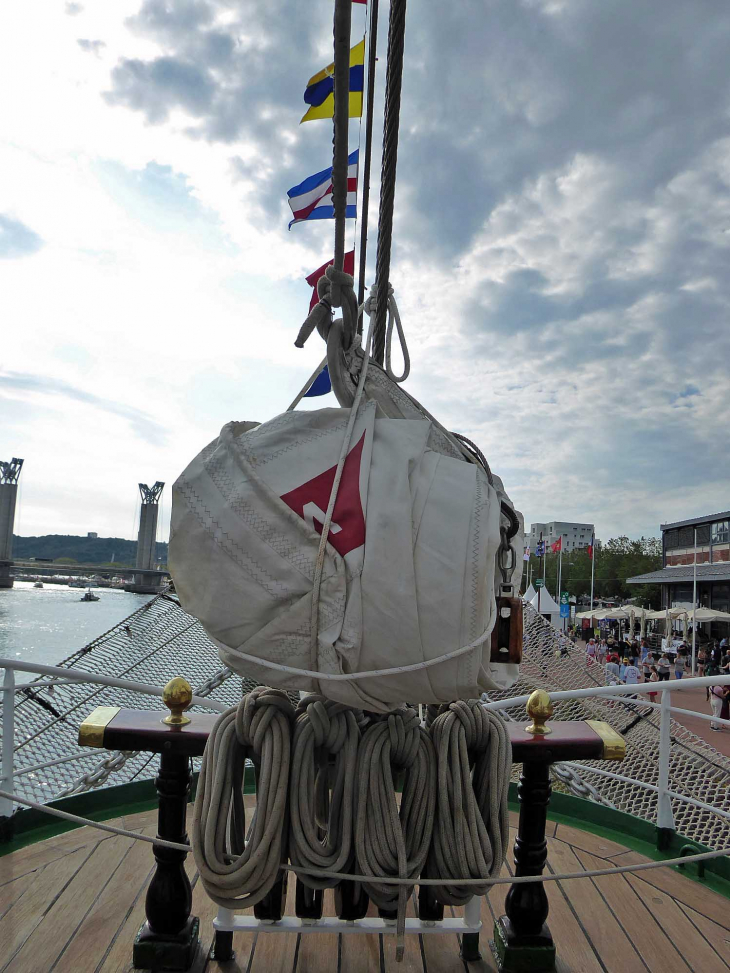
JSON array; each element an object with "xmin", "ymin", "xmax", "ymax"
[
  {"xmin": 303, "ymin": 366, "xmax": 332, "ymax": 397},
  {"xmin": 287, "ymin": 150, "xmax": 358, "ymax": 229}
]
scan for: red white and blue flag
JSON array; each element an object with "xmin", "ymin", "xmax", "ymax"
[{"xmin": 287, "ymin": 150, "xmax": 358, "ymax": 229}]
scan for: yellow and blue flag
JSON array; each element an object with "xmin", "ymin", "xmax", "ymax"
[{"xmin": 301, "ymin": 39, "xmax": 365, "ymax": 123}]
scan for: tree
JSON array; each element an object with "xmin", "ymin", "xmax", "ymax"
[
  {"xmin": 55, "ymin": 557, "xmax": 78, "ymax": 564},
  {"xmin": 521, "ymin": 536, "xmax": 662, "ymax": 608}
]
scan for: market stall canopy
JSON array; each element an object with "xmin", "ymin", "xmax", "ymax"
[
  {"xmin": 685, "ymin": 607, "xmax": 730, "ymax": 623},
  {"xmin": 575, "ymin": 607, "xmax": 632, "ymax": 620},
  {"xmin": 523, "ymin": 584, "xmax": 536, "ymax": 604},
  {"xmin": 529, "ymin": 588, "xmax": 561, "ymax": 614}
]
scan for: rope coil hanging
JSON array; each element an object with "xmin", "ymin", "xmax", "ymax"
[
  {"xmin": 427, "ymin": 699, "xmax": 511, "ymax": 905},
  {"xmin": 353, "ymin": 706, "xmax": 436, "ymax": 960},
  {"xmin": 288, "ymin": 694, "xmax": 363, "ymax": 889},
  {"xmin": 192, "ymin": 687, "xmax": 294, "ymax": 909}
]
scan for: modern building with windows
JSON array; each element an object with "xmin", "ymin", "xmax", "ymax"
[
  {"xmin": 627, "ymin": 511, "xmax": 730, "ymax": 613},
  {"xmin": 528, "ymin": 521, "xmax": 594, "ymax": 553}
]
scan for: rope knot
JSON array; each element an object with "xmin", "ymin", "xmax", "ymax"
[
  {"xmin": 386, "ymin": 706, "xmax": 421, "ymax": 768},
  {"xmin": 445, "ymin": 698, "xmax": 490, "ymax": 752},
  {"xmin": 236, "ymin": 686, "xmax": 293, "ymax": 751},
  {"xmin": 325, "ymin": 264, "xmax": 354, "ymax": 310},
  {"xmin": 296, "ymin": 694, "xmax": 352, "ymax": 752}
]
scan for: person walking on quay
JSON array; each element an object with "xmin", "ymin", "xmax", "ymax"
[
  {"xmin": 674, "ymin": 650, "xmax": 687, "ymax": 680},
  {"xmin": 586, "ymin": 638, "xmax": 597, "ymax": 664},
  {"xmin": 606, "ymin": 655, "xmax": 620, "ymax": 686},
  {"xmin": 708, "ymin": 674, "xmax": 727, "ymax": 731},
  {"xmin": 647, "ymin": 666, "xmax": 659, "ymax": 704},
  {"xmin": 640, "ymin": 637, "xmax": 651, "ymax": 664},
  {"xmin": 623, "ymin": 658, "xmax": 641, "ymax": 686},
  {"xmin": 597, "ymin": 639, "xmax": 608, "ymax": 665},
  {"xmin": 642, "ymin": 654, "xmax": 653, "ymax": 684},
  {"xmin": 698, "ymin": 645, "xmax": 707, "ymax": 678},
  {"xmin": 657, "ymin": 652, "xmax": 671, "ymax": 682}
]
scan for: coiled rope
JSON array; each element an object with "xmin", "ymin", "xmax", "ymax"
[
  {"xmin": 289, "ymin": 695, "xmax": 362, "ymax": 889},
  {"xmin": 363, "ymin": 282, "xmax": 410, "ymax": 383},
  {"xmin": 428, "ymin": 700, "xmax": 511, "ymax": 905},
  {"xmin": 192, "ymin": 687, "xmax": 294, "ymax": 909},
  {"xmin": 354, "ymin": 706, "xmax": 436, "ymax": 960}
]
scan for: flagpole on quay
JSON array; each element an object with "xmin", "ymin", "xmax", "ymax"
[
  {"xmin": 590, "ymin": 532, "xmax": 596, "ymax": 616},
  {"xmin": 357, "ymin": 0, "xmax": 380, "ymax": 311},
  {"xmin": 537, "ymin": 531, "xmax": 543, "ymax": 614},
  {"xmin": 692, "ymin": 526, "xmax": 697, "ymax": 676}
]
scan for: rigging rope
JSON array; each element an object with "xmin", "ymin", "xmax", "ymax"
[
  {"xmin": 427, "ymin": 700, "xmax": 511, "ymax": 905},
  {"xmin": 288, "ymin": 695, "xmax": 362, "ymax": 890},
  {"xmin": 372, "ymin": 0, "xmax": 408, "ymax": 364},
  {"xmin": 353, "ymin": 706, "xmax": 436, "ymax": 960},
  {"xmin": 191, "ymin": 687, "xmax": 294, "ymax": 909}
]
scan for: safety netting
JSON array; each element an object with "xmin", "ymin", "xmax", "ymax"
[{"xmin": 3, "ymin": 595, "xmax": 730, "ymax": 850}]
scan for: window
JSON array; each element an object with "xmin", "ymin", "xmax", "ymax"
[
  {"xmin": 712, "ymin": 521, "xmax": 729, "ymax": 544},
  {"xmin": 664, "ymin": 530, "xmax": 679, "ymax": 550}
]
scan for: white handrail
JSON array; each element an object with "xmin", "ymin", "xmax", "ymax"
[
  {"xmin": 0, "ymin": 658, "xmax": 228, "ymax": 712},
  {"xmin": 4, "ymin": 657, "xmax": 730, "ymax": 840}
]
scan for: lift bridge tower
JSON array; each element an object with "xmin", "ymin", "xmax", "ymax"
[
  {"xmin": 0, "ymin": 458, "xmax": 23, "ymax": 589},
  {"xmin": 123, "ymin": 481, "xmax": 168, "ymax": 594}
]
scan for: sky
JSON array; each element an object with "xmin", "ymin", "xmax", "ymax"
[{"xmin": 1, "ymin": 0, "xmax": 729, "ymax": 545}]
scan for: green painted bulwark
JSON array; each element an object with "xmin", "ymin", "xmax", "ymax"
[
  {"xmin": 508, "ymin": 783, "xmax": 730, "ymax": 896},
  {"xmin": 0, "ymin": 765, "xmax": 256, "ymax": 857}
]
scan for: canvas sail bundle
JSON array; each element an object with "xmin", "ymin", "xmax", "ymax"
[{"xmin": 170, "ymin": 360, "xmax": 522, "ymax": 712}]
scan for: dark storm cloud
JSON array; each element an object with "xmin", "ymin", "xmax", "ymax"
[
  {"xmin": 0, "ymin": 215, "xmax": 43, "ymax": 259},
  {"xmin": 0, "ymin": 373, "xmax": 166, "ymax": 445}
]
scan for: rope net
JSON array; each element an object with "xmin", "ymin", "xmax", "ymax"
[{"xmin": 3, "ymin": 596, "xmax": 730, "ymax": 850}]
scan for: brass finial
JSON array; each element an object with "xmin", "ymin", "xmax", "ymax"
[
  {"xmin": 525, "ymin": 689, "xmax": 553, "ymax": 735},
  {"xmin": 162, "ymin": 676, "xmax": 193, "ymax": 727}
]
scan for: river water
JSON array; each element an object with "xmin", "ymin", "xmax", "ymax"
[{"xmin": 0, "ymin": 580, "xmax": 153, "ymax": 669}]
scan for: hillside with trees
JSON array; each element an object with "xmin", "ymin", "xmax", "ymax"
[
  {"xmin": 523, "ymin": 536, "xmax": 662, "ymax": 608},
  {"xmin": 12, "ymin": 534, "xmax": 168, "ymax": 567}
]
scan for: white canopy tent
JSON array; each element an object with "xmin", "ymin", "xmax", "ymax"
[
  {"xmin": 529, "ymin": 588, "xmax": 561, "ymax": 628},
  {"xmin": 522, "ymin": 584, "xmax": 536, "ymax": 604}
]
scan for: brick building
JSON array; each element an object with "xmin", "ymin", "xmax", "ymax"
[{"xmin": 628, "ymin": 511, "xmax": 730, "ymax": 613}]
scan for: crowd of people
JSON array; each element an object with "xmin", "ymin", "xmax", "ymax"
[{"xmin": 573, "ymin": 630, "xmax": 730, "ymax": 731}]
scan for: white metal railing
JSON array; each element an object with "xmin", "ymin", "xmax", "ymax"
[
  {"xmin": 3, "ymin": 657, "xmax": 730, "ymax": 842},
  {"xmin": 0, "ymin": 658, "xmax": 228, "ymax": 816}
]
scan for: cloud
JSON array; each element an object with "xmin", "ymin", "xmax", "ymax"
[
  {"xmin": 0, "ymin": 372, "xmax": 167, "ymax": 446},
  {"xmin": 105, "ymin": 57, "xmax": 216, "ymax": 123},
  {"xmin": 77, "ymin": 39, "xmax": 106, "ymax": 57},
  {"xmin": 0, "ymin": 215, "xmax": 43, "ymax": 259},
  {"xmin": 65, "ymin": 2, "xmax": 83, "ymax": 14},
  {"xmin": 4, "ymin": 0, "xmax": 730, "ymax": 541}
]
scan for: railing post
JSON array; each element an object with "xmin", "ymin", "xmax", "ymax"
[
  {"xmin": 133, "ymin": 748, "xmax": 199, "ymax": 971},
  {"xmin": 494, "ymin": 759, "xmax": 556, "ymax": 972},
  {"xmin": 656, "ymin": 688, "xmax": 675, "ymax": 850},
  {"xmin": 1, "ymin": 667, "xmax": 15, "ymax": 837}
]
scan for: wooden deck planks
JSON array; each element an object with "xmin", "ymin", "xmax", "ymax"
[
  {"xmin": 5, "ymin": 835, "xmax": 136, "ymax": 973},
  {"xmin": 616, "ymin": 853, "xmax": 730, "ymax": 930},
  {"xmin": 573, "ymin": 849, "xmax": 691, "ymax": 973},
  {"xmin": 3, "ymin": 810, "xmax": 730, "ymax": 973},
  {"xmin": 0, "ymin": 845, "xmax": 94, "ymax": 971},
  {"xmin": 624, "ymin": 871, "xmax": 728, "ymax": 973},
  {"xmin": 52, "ymin": 828, "xmax": 157, "ymax": 973},
  {"xmin": 546, "ymin": 837, "xmax": 647, "ymax": 973}
]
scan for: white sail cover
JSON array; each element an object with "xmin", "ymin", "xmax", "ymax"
[{"xmin": 170, "ymin": 399, "xmax": 521, "ymax": 712}]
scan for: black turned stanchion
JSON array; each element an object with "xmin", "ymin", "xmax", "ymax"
[
  {"xmin": 493, "ymin": 759, "xmax": 555, "ymax": 972},
  {"xmin": 134, "ymin": 748, "xmax": 200, "ymax": 971}
]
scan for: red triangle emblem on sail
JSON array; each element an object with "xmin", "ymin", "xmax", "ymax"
[{"xmin": 280, "ymin": 432, "xmax": 366, "ymax": 557}]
